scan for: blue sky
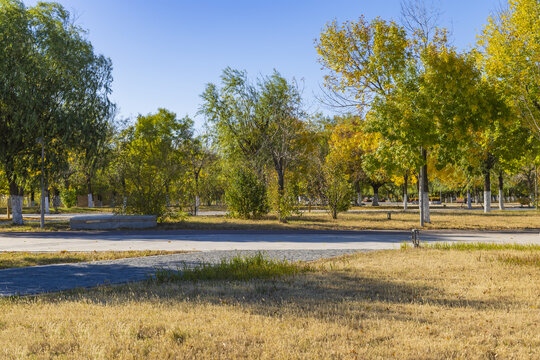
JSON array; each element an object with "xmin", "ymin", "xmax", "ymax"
[{"xmin": 24, "ymin": 0, "xmax": 501, "ymax": 129}]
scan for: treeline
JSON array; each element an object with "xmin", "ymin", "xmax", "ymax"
[{"xmin": 1, "ymin": 0, "xmax": 539, "ymax": 225}]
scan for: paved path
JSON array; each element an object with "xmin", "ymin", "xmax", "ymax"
[
  {"xmin": 1, "ymin": 229, "xmax": 538, "ymax": 297},
  {"xmin": 0, "ymin": 249, "xmax": 358, "ymax": 297},
  {"xmin": 0, "ymin": 229, "xmax": 539, "ymax": 252}
]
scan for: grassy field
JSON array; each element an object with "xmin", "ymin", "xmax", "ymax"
[
  {"xmin": 162, "ymin": 209, "xmax": 540, "ymax": 231},
  {"xmin": 0, "ymin": 250, "xmax": 187, "ymax": 269},
  {"xmin": 0, "ymin": 246, "xmax": 538, "ymax": 359}
]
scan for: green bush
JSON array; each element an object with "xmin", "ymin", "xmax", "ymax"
[
  {"xmin": 60, "ymin": 189, "xmax": 78, "ymax": 208},
  {"xmin": 225, "ymin": 168, "xmax": 269, "ymax": 219},
  {"xmin": 325, "ymin": 174, "xmax": 353, "ymax": 219},
  {"xmin": 121, "ymin": 188, "xmax": 170, "ymax": 219}
]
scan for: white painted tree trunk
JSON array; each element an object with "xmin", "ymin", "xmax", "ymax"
[
  {"xmin": 403, "ymin": 193, "xmax": 408, "ymax": 210},
  {"xmin": 372, "ymin": 193, "xmax": 379, "ymax": 206},
  {"xmin": 484, "ymin": 190, "xmax": 491, "ymax": 213},
  {"xmin": 11, "ymin": 195, "xmax": 23, "ymax": 225},
  {"xmin": 195, "ymin": 195, "xmax": 200, "ymax": 216},
  {"xmin": 357, "ymin": 192, "xmax": 362, "ymax": 206},
  {"xmin": 423, "ymin": 191, "xmax": 430, "ymax": 223},
  {"xmin": 44, "ymin": 196, "xmax": 50, "ymax": 214},
  {"xmin": 499, "ymin": 189, "xmax": 504, "ymax": 210},
  {"xmin": 467, "ymin": 190, "xmax": 472, "ymax": 209},
  {"xmin": 88, "ymin": 193, "xmax": 94, "ymax": 208},
  {"xmin": 419, "ymin": 177, "xmax": 425, "ymax": 227}
]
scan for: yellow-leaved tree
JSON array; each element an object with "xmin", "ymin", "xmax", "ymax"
[{"xmin": 478, "ymin": 0, "xmax": 540, "ymax": 139}]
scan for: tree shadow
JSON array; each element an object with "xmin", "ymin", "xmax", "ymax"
[{"xmin": 22, "ymin": 262, "xmax": 526, "ymax": 328}]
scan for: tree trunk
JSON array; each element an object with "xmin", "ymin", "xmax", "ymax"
[
  {"xmin": 9, "ymin": 180, "xmax": 24, "ymax": 225},
  {"xmin": 467, "ymin": 189, "xmax": 472, "ymax": 209},
  {"xmin": 498, "ymin": 171, "xmax": 504, "ymax": 210},
  {"xmin": 372, "ymin": 184, "xmax": 380, "ymax": 206},
  {"xmin": 52, "ymin": 187, "xmax": 61, "ymax": 212},
  {"xmin": 87, "ymin": 180, "xmax": 93, "ymax": 208},
  {"xmin": 420, "ymin": 148, "xmax": 430, "ymax": 224},
  {"xmin": 44, "ymin": 184, "xmax": 50, "ymax": 215},
  {"xmin": 165, "ymin": 183, "xmax": 171, "ymax": 208},
  {"xmin": 484, "ymin": 170, "xmax": 491, "ymax": 214},
  {"xmin": 31, "ymin": 191, "xmax": 35, "ymax": 207},
  {"xmin": 277, "ymin": 168, "xmax": 286, "ymax": 222},
  {"xmin": 193, "ymin": 175, "xmax": 200, "ymax": 216},
  {"xmin": 403, "ymin": 174, "xmax": 408, "ymax": 210}
]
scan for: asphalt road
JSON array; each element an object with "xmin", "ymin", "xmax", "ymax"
[{"xmin": 1, "ymin": 229, "xmax": 539, "ymax": 252}]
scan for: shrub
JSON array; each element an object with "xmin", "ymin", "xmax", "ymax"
[
  {"xmin": 324, "ymin": 174, "xmax": 353, "ymax": 219},
  {"xmin": 225, "ymin": 168, "xmax": 269, "ymax": 219},
  {"xmin": 60, "ymin": 189, "xmax": 77, "ymax": 208}
]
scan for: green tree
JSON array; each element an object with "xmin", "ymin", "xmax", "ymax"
[
  {"xmin": 0, "ymin": 1, "xmax": 113, "ymax": 224},
  {"xmin": 120, "ymin": 109, "xmax": 192, "ymax": 218},
  {"xmin": 200, "ymin": 68, "xmax": 307, "ymax": 222}
]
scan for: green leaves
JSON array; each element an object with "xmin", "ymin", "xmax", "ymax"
[{"xmin": 0, "ymin": 0, "xmax": 113, "ymax": 197}]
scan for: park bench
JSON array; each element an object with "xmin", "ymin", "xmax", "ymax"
[{"xmin": 70, "ymin": 215, "xmax": 157, "ymax": 230}]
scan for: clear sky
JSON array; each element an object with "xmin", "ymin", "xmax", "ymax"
[{"xmin": 24, "ymin": 0, "xmax": 502, "ymax": 129}]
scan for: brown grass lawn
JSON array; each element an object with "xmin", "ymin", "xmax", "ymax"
[
  {"xmin": 163, "ymin": 209, "xmax": 540, "ymax": 231},
  {"xmin": 1, "ymin": 209, "xmax": 538, "ymax": 232},
  {"xmin": 0, "ymin": 248, "xmax": 538, "ymax": 359},
  {"xmin": 0, "ymin": 250, "xmax": 187, "ymax": 269}
]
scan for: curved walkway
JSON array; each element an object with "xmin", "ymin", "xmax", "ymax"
[{"xmin": 0, "ymin": 249, "xmax": 357, "ymax": 297}]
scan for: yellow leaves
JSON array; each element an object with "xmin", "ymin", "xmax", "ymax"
[{"xmin": 316, "ymin": 16, "xmax": 409, "ymax": 99}]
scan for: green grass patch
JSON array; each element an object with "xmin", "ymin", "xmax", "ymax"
[
  {"xmin": 423, "ymin": 242, "xmax": 540, "ymax": 251},
  {"xmin": 152, "ymin": 253, "xmax": 311, "ymax": 282},
  {"xmin": 401, "ymin": 241, "xmax": 540, "ymax": 251}
]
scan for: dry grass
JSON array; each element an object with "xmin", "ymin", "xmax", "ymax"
[
  {"xmin": 0, "ymin": 221, "xmax": 70, "ymax": 232},
  {"xmin": 0, "ymin": 250, "xmax": 187, "ymax": 269},
  {"xmin": 0, "ymin": 248, "xmax": 538, "ymax": 359},
  {"xmin": 1, "ymin": 209, "xmax": 538, "ymax": 232},
  {"xmin": 162, "ymin": 210, "xmax": 540, "ymax": 231}
]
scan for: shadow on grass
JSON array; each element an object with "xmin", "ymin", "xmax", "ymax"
[{"xmin": 21, "ymin": 254, "xmax": 525, "ymax": 328}]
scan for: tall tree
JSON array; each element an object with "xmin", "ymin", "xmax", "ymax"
[
  {"xmin": 120, "ymin": 109, "xmax": 192, "ymax": 217},
  {"xmin": 200, "ymin": 68, "xmax": 307, "ymax": 222},
  {"xmin": 478, "ymin": 0, "xmax": 540, "ymax": 139},
  {"xmin": 0, "ymin": 1, "xmax": 113, "ymax": 224}
]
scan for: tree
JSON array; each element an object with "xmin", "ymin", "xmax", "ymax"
[
  {"xmin": 120, "ymin": 109, "xmax": 192, "ymax": 218},
  {"xmin": 478, "ymin": 0, "xmax": 540, "ymax": 139},
  {"xmin": 0, "ymin": 1, "xmax": 113, "ymax": 224},
  {"xmin": 328, "ymin": 118, "xmax": 392, "ymax": 207},
  {"xmin": 321, "ymin": 158, "xmax": 353, "ymax": 219},
  {"xmin": 200, "ymin": 68, "xmax": 307, "ymax": 222},
  {"xmin": 184, "ymin": 134, "xmax": 216, "ymax": 215}
]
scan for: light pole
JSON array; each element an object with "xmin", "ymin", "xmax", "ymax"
[{"xmin": 37, "ymin": 137, "xmax": 45, "ymax": 229}]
